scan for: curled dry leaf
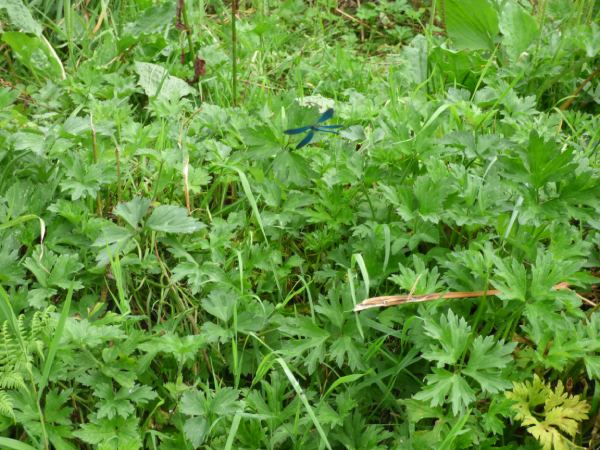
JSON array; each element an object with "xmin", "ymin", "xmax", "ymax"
[{"xmin": 354, "ymin": 282, "xmax": 571, "ymax": 311}]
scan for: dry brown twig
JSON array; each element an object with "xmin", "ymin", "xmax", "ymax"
[
  {"xmin": 353, "ymin": 282, "xmax": 580, "ymax": 311},
  {"xmin": 559, "ymin": 66, "xmax": 600, "ymax": 111}
]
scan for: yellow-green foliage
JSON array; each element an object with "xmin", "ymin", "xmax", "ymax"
[{"xmin": 506, "ymin": 375, "xmax": 590, "ymax": 450}]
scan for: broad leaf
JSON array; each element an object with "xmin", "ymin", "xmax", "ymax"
[
  {"xmin": 123, "ymin": 2, "xmax": 176, "ymax": 37},
  {"xmin": 443, "ymin": 0, "xmax": 499, "ymax": 51},
  {"xmin": 145, "ymin": 205, "xmax": 204, "ymax": 234},
  {"xmin": 0, "ymin": 0, "xmax": 42, "ymax": 35},
  {"xmin": 499, "ymin": 2, "xmax": 539, "ymax": 59},
  {"xmin": 201, "ymin": 288, "xmax": 237, "ymax": 322},
  {"xmin": 114, "ymin": 197, "xmax": 151, "ymax": 229},
  {"xmin": 134, "ymin": 62, "xmax": 195, "ymax": 101},
  {"xmin": 74, "ymin": 416, "xmax": 141, "ymax": 449},
  {"xmin": 2, "ymin": 32, "xmax": 63, "ymax": 80},
  {"xmin": 183, "ymin": 416, "xmax": 209, "ymax": 448}
]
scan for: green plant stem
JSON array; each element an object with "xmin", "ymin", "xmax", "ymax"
[
  {"xmin": 90, "ymin": 114, "xmax": 102, "ymax": 216},
  {"xmin": 231, "ymin": 0, "xmax": 238, "ymax": 106},
  {"xmin": 181, "ymin": 0, "xmax": 195, "ymax": 58},
  {"xmin": 64, "ymin": 0, "xmax": 73, "ymax": 62},
  {"xmin": 361, "ymin": 184, "xmax": 376, "ymax": 220},
  {"xmin": 115, "ymin": 144, "xmax": 122, "ymax": 203},
  {"xmin": 29, "ymin": 381, "xmax": 49, "ymax": 450}
]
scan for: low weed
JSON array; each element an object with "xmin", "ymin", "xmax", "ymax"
[{"xmin": 0, "ymin": 0, "xmax": 599, "ymax": 448}]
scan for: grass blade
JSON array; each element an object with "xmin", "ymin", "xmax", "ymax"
[
  {"xmin": 277, "ymin": 358, "xmax": 332, "ymax": 450},
  {"xmin": 224, "ymin": 412, "xmax": 242, "ymax": 450},
  {"xmin": 439, "ymin": 410, "xmax": 471, "ymax": 450},
  {"xmin": 347, "ymin": 269, "xmax": 365, "ymax": 340},
  {"xmin": 503, "ymin": 195, "xmax": 523, "ymax": 240},
  {"xmin": 322, "ymin": 373, "xmax": 365, "ymax": 399},
  {"xmin": 108, "ymin": 252, "xmax": 130, "ymax": 315},
  {"xmin": 230, "ymin": 166, "xmax": 268, "ymax": 244},
  {"xmin": 39, "ymin": 285, "xmax": 73, "ymax": 394},
  {"xmin": 383, "ymin": 224, "xmax": 391, "ymax": 273},
  {"xmin": 352, "ymin": 253, "xmax": 370, "ymax": 298},
  {"xmin": 0, "ymin": 437, "xmax": 39, "ymax": 450}
]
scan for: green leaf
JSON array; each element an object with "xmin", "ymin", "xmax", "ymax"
[
  {"xmin": 0, "ymin": 437, "xmax": 39, "ymax": 450},
  {"xmin": 492, "ymin": 257, "xmax": 528, "ymax": 302},
  {"xmin": 465, "ymin": 335, "xmax": 515, "ymax": 371},
  {"xmin": 95, "ymin": 384, "xmax": 134, "ymax": 420},
  {"xmin": 23, "ymin": 250, "xmax": 84, "ymax": 290},
  {"xmin": 201, "ymin": 288, "xmax": 236, "ymax": 322},
  {"xmin": 230, "ymin": 166, "xmax": 269, "ymax": 243},
  {"xmin": 183, "ymin": 416, "xmax": 209, "ymax": 447},
  {"xmin": 92, "ymin": 223, "xmax": 135, "ymax": 248},
  {"xmin": 46, "ymin": 254, "xmax": 84, "ymax": 289},
  {"xmin": 133, "ymin": 61, "xmax": 195, "ymax": 101},
  {"xmin": 140, "ymin": 333, "xmax": 205, "ymax": 365},
  {"xmin": 481, "ymin": 397, "xmax": 514, "ymax": 435},
  {"xmin": 63, "ymin": 318, "xmax": 126, "ymax": 347},
  {"xmin": 443, "ymin": 0, "xmax": 499, "ymax": 51},
  {"xmin": 439, "ymin": 410, "xmax": 471, "ymax": 450},
  {"xmin": 171, "ymin": 261, "xmax": 204, "ymax": 295},
  {"xmin": 328, "ymin": 336, "xmax": 363, "ymax": 371},
  {"xmin": 200, "ymin": 321, "xmax": 231, "ymax": 344},
  {"xmin": 39, "ymin": 286, "xmax": 72, "ymax": 394},
  {"xmin": 272, "ymin": 150, "xmax": 313, "ymax": 186},
  {"xmin": 322, "ymin": 373, "xmax": 365, "ymax": 399},
  {"xmin": 421, "ymin": 310, "xmax": 471, "ymax": 366},
  {"xmin": 242, "ymin": 125, "xmax": 282, "ymax": 159},
  {"xmin": 399, "ymin": 398, "xmax": 444, "ymax": 424},
  {"xmin": 0, "ymin": 0, "xmax": 42, "ymax": 35},
  {"xmin": 277, "ymin": 358, "xmax": 332, "ymax": 450},
  {"xmin": 2, "ymin": 32, "xmax": 63, "ymax": 80},
  {"xmin": 180, "ymin": 390, "xmax": 207, "ymax": 417},
  {"xmin": 60, "ymin": 159, "xmax": 114, "ymax": 200},
  {"xmin": 530, "ymin": 252, "xmax": 579, "ymax": 301},
  {"xmin": 280, "ymin": 317, "xmax": 329, "ymax": 372},
  {"xmin": 414, "ymin": 368, "xmax": 476, "ymax": 416},
  {"xmin": 413, "ymin": 175, "xmax": 449, "ymax": 223},
  {"xmin": 525, "ymin": 131, "xmax": 575, "ymax": 190},
  {"xmin": 280, "ymin": 317, "xmax": 330, "ymax": 347},
  {"xmin": 212, "ymin": 388, "xmax": 241, "ymax": 416},
  {"xmin": 179, "ymin": 387, "xmax": 241, "ymax": 447},
  {"xmin": 74, "ymin": 416, "xmax": 141, "ymax": 449},
  {"xmin": 11, "ymin": 131, "xmax": 45, "ymax": 155},
  {"xmin": 224, "ymin": 412, "xmax": 242, "ymax": 450},
  {"xmin": 114, "ymin": 197, "xmax": 151, "ymax": 229},
  {"xmin": 123, "ymin": 2, "xmax": 176, "ymax": 37},
  {"xmin": 91, "ymin": 222, "xmax": 136, "ymax": 267},
  {"xmin": 391, "ymin": 255, "xmax": 443, "ymax": 294},
  {"xmin": 463, "ymin": 336, "xmax": 515, "ymax": 393},
  {"xmin": 499, "ymin": 2, "xmax": 539, "ymax": 59},
  {"xmin": 0, "ymin": 240, "xmax": 26, "ymax": 286},
  {"xmin": 145, "ymin": 205, "xmax": 204, "ymax": 234},
  {"xmin": 500, "ymin": 132, "xmax": 578, "ymax": 196},
  {"xmin": 584, "ymin": 355, "xmax": 600, "ymax": 379}
]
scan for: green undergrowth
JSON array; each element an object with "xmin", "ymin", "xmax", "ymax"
[{"xmin": 0, "ymin": 0, "xmax": 599, "ymax": 448}]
